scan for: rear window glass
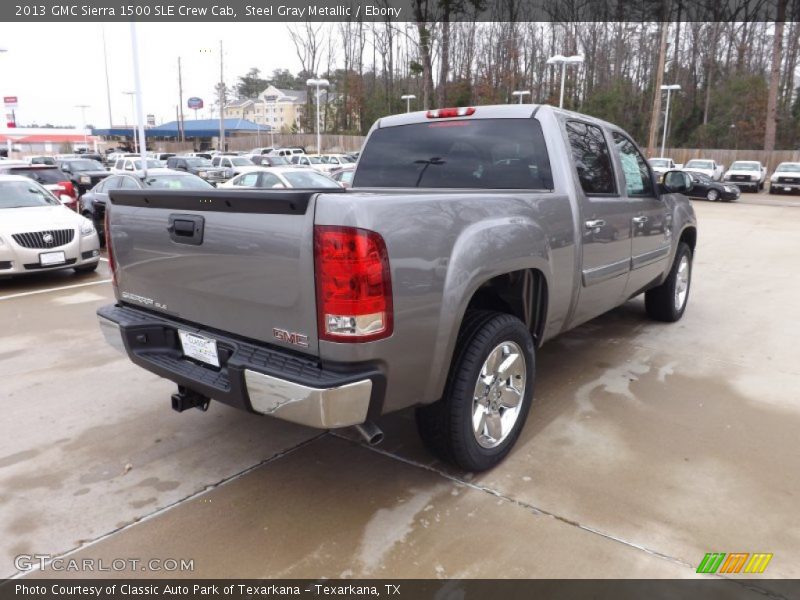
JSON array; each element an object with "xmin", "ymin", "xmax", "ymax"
[
  {"xmin": 144, "ymin": 175, "xmax": 214, "ymax": 190},
  {"xmin": 7, "ymin": 167, "xmax": 67, "ymax": 184},
  {"xmin": 354, "ymin": 118, "xmax": 553, "ymax": 189}
]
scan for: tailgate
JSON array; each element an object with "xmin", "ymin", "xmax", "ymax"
[{"xmin": 107, "ymin": 189, "xmax": 338, "ymax": 356}]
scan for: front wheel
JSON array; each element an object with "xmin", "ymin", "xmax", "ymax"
[
  {"xmin": 706, "ymin": 189, "xmax": 719, "ymax": 202},
  {"xmin": 645, "ymin": 242, "xmax": 692, "ymax": 322},
  {"xmin": 416, "ymin": 311, "xmax": 535, "ymax": 472}
]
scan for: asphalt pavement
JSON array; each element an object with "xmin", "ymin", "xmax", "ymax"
[{"xmin": 2, "ymin": 192, "xmax": 799, "ymax": 585}]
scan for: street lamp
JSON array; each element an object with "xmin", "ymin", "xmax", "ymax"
[
  {"xmin": 511, "ymin": 90, "xmax": 530, "ymax": 104},
  {"xmin": 660, "ymin": 84, "xmax": 681, "ymax": 158},
  {"xmin": 75, "ymin": 104, "xmax": 90, "ymax": 150},
  {"xmin": 401, "ymin": 94, "xmax": 416, "ymax": 113},
  {"xmin": 122, "ymin": 91, "xmax": 137, "ymax": 152},
  {"xmin": 546, "ymin": 54, "xmax": 584, "ymax": 109},
  {"xmin": 306, "ymin": 78, "xmax": 329, "ymax": 155}
]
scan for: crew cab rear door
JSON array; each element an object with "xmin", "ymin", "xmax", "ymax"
[{"xmin": 565, "ymin": 119, "xmax": 632, "ymax": 326}]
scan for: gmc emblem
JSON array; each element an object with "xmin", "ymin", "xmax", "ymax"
[{"xmin": 272, "ymin": 328, "xmax": 309, "ymax": 348}]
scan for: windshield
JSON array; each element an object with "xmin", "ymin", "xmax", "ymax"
[
  {"xmin": 0, "ymin": 180, "xmax": 60, "ymax": 208},
  {"xmin": 230, "ymin": 157, "xmax": 253, "ymax": 166},
  {"xmin": 144, "ymin": 175, "xmax": 214, "ymax": 190},
  {"xmin": 67, "ymin": 159, "xmax": 104, "ymax": 171},
  {"xmin": 185, "ymin": 157, "xmax": 213, "ymax": 167},
  {"xmin": 133, "ymin": 159, "xmax": 162, "ymax": 169},
  {"xmin": 776, "ymin": 163, "xmax": 800, "ymax": 172},
  {"xmin": 686, "ymin": 160, "xmax": 712, "ymax": 169},
  {"xmin": 355, "ymin": 119, "xmax": 553, "ymax": 189},
  {"xmin": 649, "ymin": 159, "xmax": 669, "ymax": 167},
  {"xmin": 730, "ymin": 162, "xmax": 760, "ymax": 171},
  {"xmin": 266, "ymin": 156, "xmax": 289, "ymax": 165},
  {"xmin": 281, "ymin": 171, "xmax": 340, "ymax": 188}
]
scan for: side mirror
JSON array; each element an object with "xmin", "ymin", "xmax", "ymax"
[{"xmin": 662, "ymin": 170, "xmax": 693, "ymax": 194}]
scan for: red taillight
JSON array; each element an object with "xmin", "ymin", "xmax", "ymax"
[
  {"xmin": 104, "ymin": 208, "xmax": 116, "ymax": 285},
  {"xmin": 314, "ymin": 226, "xmax": 393, "ymax": 343},
  {"xmin": 426, "ymin": 107, "xmax": 476, "ymax": 118},
  {"xmin": 58, "ymin": 181, "xmax": 76, "ymax": 198}
]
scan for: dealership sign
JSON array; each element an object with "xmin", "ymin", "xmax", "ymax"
[
  {"xmin": 187, "ymin": 97, "xmax": 203, "ymax": 109},
  {"xmin": 4, "ymin": 96, "xmax": 18, "ymax": 108}
]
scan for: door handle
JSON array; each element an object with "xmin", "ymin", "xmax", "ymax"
[
  {"xmin": 632, "ymin": 216, "xmax": 649, "ymax": 224},
  {"xmin": 585, "ymin": 219, "xmax": 606, "ymax": 229}
]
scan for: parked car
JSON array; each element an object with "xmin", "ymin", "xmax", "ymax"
[
  {"xmin": 27, "ymin": 156, "xmax": 57, "ymax": 166},
  {"xmin": 166, "ymin": 156, "xmax": 228, "ymax": 184},
  {"xmin": 319, "ymin": 154, "xmax": 356, "ymax": 172},
  {"xmin": 0, "ymin": 175, "xmax": 100, "ymax": 277},
  {"xmin": 219, "ymin": 167, "xmax": 341, "ymax": 189},
  {"xmin": 271, "ymin": 147, "xmax": 306, "ymax": 157},
  {"xmin": 149, "ymin": 152, "xmax": 176, "ymax": 165},
  {"xmin": 768, "ymin": 162, "xmax": 800, "ymax": 194},
  {"xmin": 183, "ymin": 151, "xmax": 214, "ymax": 160},
  {"xmin": 330, "ymin": 165, "xmax": 356, "ymax": 188},
  {"xmin": 105, "ymin": 152, "xmax": 137, "ymax": 168},
  {"xmin": 683, "ymin": 158, "xmax": 724, "ymax": 181},
  {"xmin": 80, "ymin": 170, "xmax": 213, "ymax": 243},
  {"xmin": 289, "ymin": 154, "xmax": 326, "ymax": 170},
  {"xmin": 210, "ymin": 155, "xmax": 255, "ymax": 178},
  {"xmin": 99, "ymin": 104, "xmax": 697, "ymax": 472},
  {"xmin": 245, "ymin": 154, "xmax": 290, "ymax": 167},
  {"xmin": 683, "ymin": 170, "xmax": 740, "ymax": 202},
  {"xmin": 0, "ymin": 164, "xmax": 79, "ymax": 211},
  {"xmin": 111, "ymin": 157, "xmax": 163, "ymax": 174},
  {"xmin": 648, "ymin": 157, "xmax": 681, "ymax": 178},
  {"xmin": 56, "ymin": 158, "xmax": 111, "ymax": 195},
  {"xmin": 249, "ymin": 147, "xmax": 275, "ymax": 155},
  {"xmin": 723, "ymin": 160, "xmax": 767, "ymax": 192}
]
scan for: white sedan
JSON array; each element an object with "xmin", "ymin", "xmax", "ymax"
[
  {"xmin": 219, "ymin": 167, "xmax": 341, "ymax": 189},
  {"xmin": 0, "ymin": 175, "xmax": 101, "ymax": 277}
]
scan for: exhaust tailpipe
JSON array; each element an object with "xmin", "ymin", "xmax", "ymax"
[{"xmin": 355, "ymin": 421, "xmax": 384, "ymax": 446}]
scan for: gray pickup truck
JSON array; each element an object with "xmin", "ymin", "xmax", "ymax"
[{"xmin": 98, "ymin": 104, "xmax": 697, "ymax": 471}]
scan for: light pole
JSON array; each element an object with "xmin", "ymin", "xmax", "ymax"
[
  {"xmin": 401, "ymin": 94, "xmax": 416, "ymax": 113},
  {"xmin": 660, "ymin": 84, "xmax": 681, "ymax": 158},
  {"xmin": 511, "ymin": 90, "xmax": 530, "ymax": 104},
  {"xmin": 546, "ymin": 54, "xmax": 584, "ymax": 109},
  {"xmin": 306, "ymin": 78, "xmax": 329, "ymax": 155},
  {"xmin": 122, "ymin": 91, "xmax": 137, "ymax": 152},
  {"xmin": 75, "ymin": 104, "xmax": 90, "ymax": 150}
]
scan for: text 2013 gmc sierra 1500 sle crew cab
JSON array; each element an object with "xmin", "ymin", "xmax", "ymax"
[{"xmin": 98, "ymin": 104, "xmax": 697, "ymax": 471}]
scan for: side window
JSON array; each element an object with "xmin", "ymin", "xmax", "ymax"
[
  {"xmin": 103, "ymin": 177, "xmax": 121, "ymax": 191},
  {"xmin": 566, "ymin": 121, "xmax": 616, "ymax": 195},
  {"xmin": 236, "ymin": 173, "xmax": 260, "ymax": 187},
  {"xmin": 612, "ymin": 132, "xmax": 654, "ymax": 197},
  {"xmin": 211, "ymin": 157, "xmax": 220, "ymax": 167},
  {"xmin": 114, "ymin": 160, "xmax": 123, "ymax": 170},
  {"xmin": 259, "ymin": 172, "xmax": 282, "ymax": 187},
  {"xmin": 118, "ymin": 177, "xmax": 139, "ymax": 190}
]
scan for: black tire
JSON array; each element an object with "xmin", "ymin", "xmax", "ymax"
[
  {"xmin": 415, "ymin": 311, "xmax": 535, "ymax": 472},
  {"xmin": 74, "ymin": 262, "xmax": 99, "ymax": 274},
  {"xmin": 645, "ymin": 242, "xmax": 692, "ymax": 322},
  {"xmin": 706, "ymin": 189, "xmax": 719, "ymax": 202}
]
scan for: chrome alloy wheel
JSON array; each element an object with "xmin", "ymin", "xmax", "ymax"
[
  {"xmin": 674, "ymin": 254, "xmax": 690, "ymax": 312},
  {"xmin": 472, "ymin": 341, "xmax": 527, "ymax": 448}
]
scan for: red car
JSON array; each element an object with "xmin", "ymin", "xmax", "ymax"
[{"xmin": 0, "ymin": 164, "xmax": 79, "ymax": 211}]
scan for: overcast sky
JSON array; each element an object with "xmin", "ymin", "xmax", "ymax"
[{"xmin": 0, "ymin": 22, "xmax": 303, "ymax": 128}]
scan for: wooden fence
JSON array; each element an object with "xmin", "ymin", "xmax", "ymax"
[{"xmin": 664, "ymin": 148, "xmax": 800, "ymax": 174}]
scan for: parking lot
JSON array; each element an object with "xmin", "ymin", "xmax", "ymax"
[{"xmin": 2, "ymin": 192, "xmax": 799, "ymax": 583}]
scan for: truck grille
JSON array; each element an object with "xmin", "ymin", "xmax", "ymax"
[
  {"xmin": 778, "ymin": 176, "xmax": 798, "ymax": 183},
  {"xmin": 732, "ymin": 175, "xmax": 752, "ymax": 182},
  {"xmin": 12, "ymin": 229, "xmax": 75, "ymax": 249}
]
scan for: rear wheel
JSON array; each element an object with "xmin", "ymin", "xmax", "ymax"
[
  {"xmin": 416, "ymin": 311, "xmax": 535, "ymax": 472},
  {"xmin": 645, "ymin": 242, "xmax": 692, "ymax": 322}
]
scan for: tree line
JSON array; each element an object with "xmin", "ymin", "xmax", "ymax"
[{"xmin": 230, "ymin": 1, "xmax": 800, "ymax": 151}]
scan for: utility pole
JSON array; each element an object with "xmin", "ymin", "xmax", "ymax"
[
  {"xmin": 177, "ymin": 56, "xmax": 185, "ymax": 143},
  {"xmin": 218, "ymin": 40, "xmax": 225, "ymax": 152},
  {"xmin": 102, "ymin": 25, "xmax": 113, "ymax": 128},
  {"xmin": 75, "ymin": 104, "xmax": 90, "ymax": 149},
  {"xmin": 647, "ymin": 22, "xmax": 669, "ymax": 157}
]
